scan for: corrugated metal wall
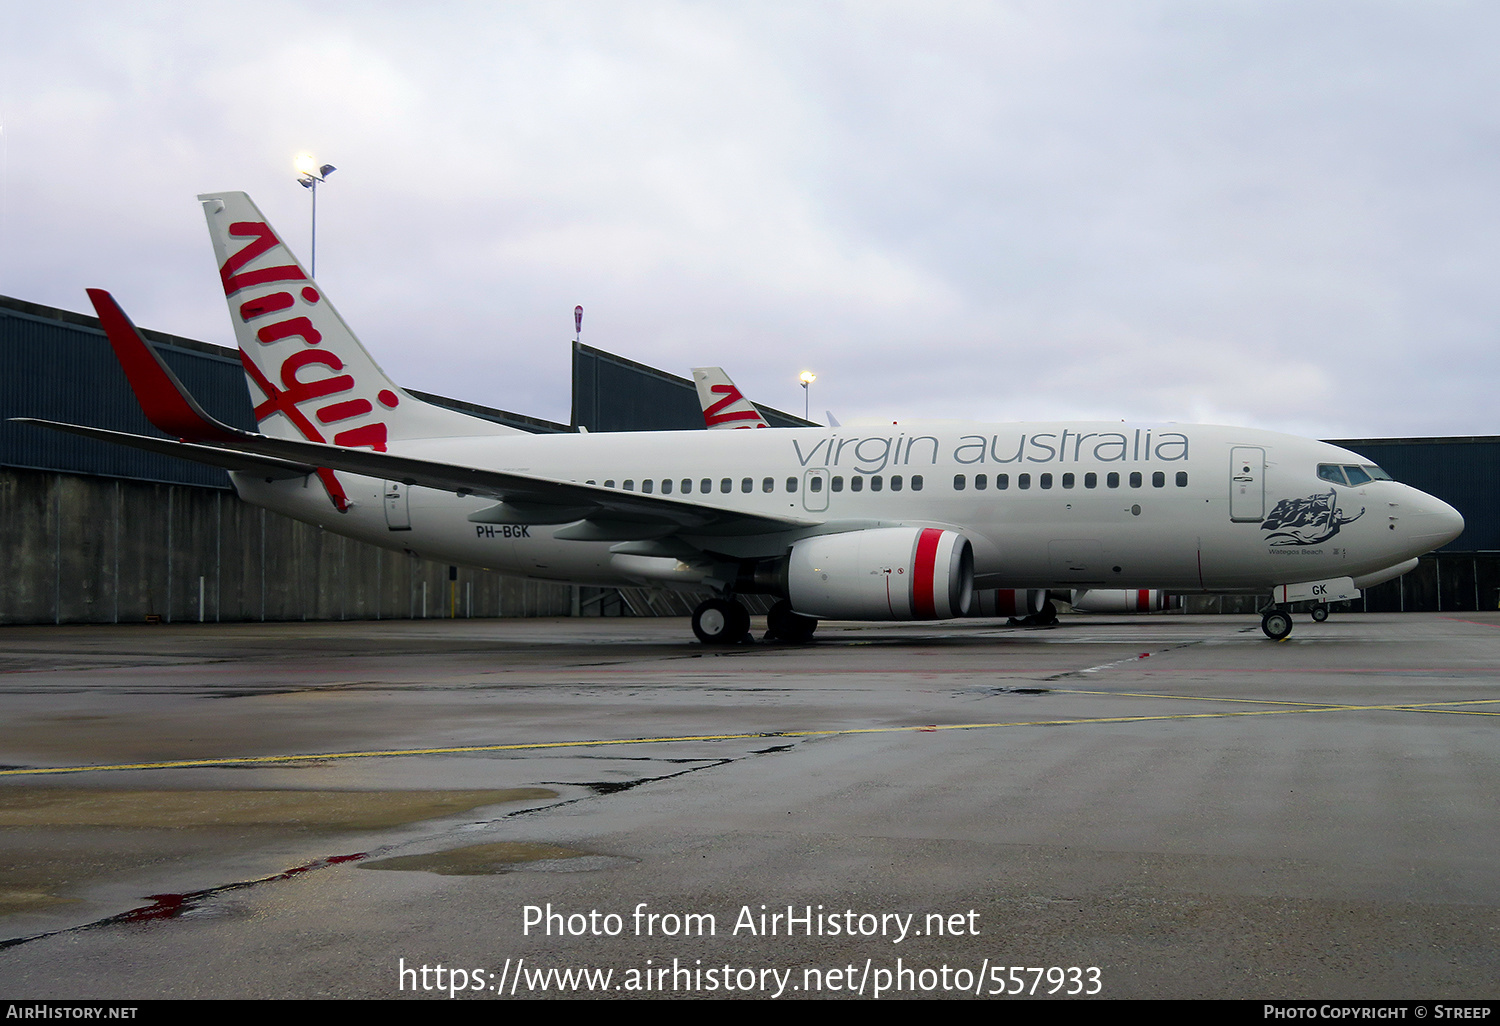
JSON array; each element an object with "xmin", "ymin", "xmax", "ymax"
[
  {"xmin": 1, "ymin": 298, "xmax": 254, "ymax": 488},
  {"xmin": 571, "ymin": 341, "xmax": 811, "ymax": 432}
]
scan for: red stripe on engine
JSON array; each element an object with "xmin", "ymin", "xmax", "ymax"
[
  {"xmin": 1137, "ymin": 589, "xmax": 1149, "ymax": 612},
  {"xmin": 913, "ymin": 528, "xmax": 943, "ymax": 618}
]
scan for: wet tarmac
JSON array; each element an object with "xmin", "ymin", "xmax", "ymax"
[{"xmin": 0, "ymin": 613, "xmax": 1496, "ymax": 999}]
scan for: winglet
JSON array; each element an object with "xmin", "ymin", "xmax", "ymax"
[{"xmin": 86, "ymin": 288, "xmax": 241, "ymax": 444}]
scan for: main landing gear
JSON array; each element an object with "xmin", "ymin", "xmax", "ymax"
[
  {"xmin": 691, "ymin": 597, "xmax": 751, "ymax": 645},
  {"xmin": 765, "ymin": 599, "xmax": 818, "ymax": 643},
  {"xmin": 1260, "ymin": 607, "xmax": 1294, "ymax": 641},
  {"xmin": 1007, "ymin": 600, "xmax": 1059, "ymax": 628}
]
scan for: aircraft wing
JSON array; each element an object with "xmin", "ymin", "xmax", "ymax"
[{"xmin": 32, "ymin": 290, "xmax": 814, "ymax": 538}]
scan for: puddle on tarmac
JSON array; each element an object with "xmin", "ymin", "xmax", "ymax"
[{"xmin": 362, "ymin": 841, "xmax": 634, "ymax": 875}]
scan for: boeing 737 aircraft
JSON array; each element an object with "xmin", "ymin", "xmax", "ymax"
[
  {"xmin": 688, "ymin": 368, "xmax": 1429, "ymax": 630},
  {"xmin": 16, "ymin": 192, "xmax": 1464, "ymax": 645}
]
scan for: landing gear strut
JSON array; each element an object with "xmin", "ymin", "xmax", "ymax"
[
  {"xmin": 765, "ymin": 599, "xmax": 818, "ymax": 643},
  {"xmin": 1260, "ymin": 608, "xmax": 1294, "ymax": 640},
  {"xmin": 692, "ymin": 597, "xmax": 751, "ymax": 645}
]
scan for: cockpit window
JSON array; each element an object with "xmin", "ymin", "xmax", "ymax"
[
  {"xmin": 1317, "ymin": 464, "xmax": 1348, "ymax": 486},
  {"xmin": 1319, "ymin": 462, "xmax": 1393, "ymax": 486}
]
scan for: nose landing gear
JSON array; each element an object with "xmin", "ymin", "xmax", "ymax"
[{"xmin": 1260, "ymin": 608, "xmax": 1294, "ymax": 640}]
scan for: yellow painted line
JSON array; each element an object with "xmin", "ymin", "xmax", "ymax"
[
  {"xmin": 1059, "ymin": 689, "xmax": 1500, "ymax": 712},
  {"xmin": 3, "ymin": 695, "xmax": 1493, "ymax": 777}
]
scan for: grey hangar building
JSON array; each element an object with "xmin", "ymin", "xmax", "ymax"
[{"xmin": 2, "ymin": 293, "xmax": 1493, "ymax": 626}]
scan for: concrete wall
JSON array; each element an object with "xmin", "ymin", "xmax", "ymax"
[{"xmin": 1, "ymin": 468, "xmax": 575, "ymax": 625}]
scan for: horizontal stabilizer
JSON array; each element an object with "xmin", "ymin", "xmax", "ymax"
[{"xmin": 10, "ymin": 418, "xmax": 313, "ymax": 479}]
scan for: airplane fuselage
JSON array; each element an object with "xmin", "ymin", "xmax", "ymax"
[{"xmin": 232, "ymin": 421, "xmax": 1457, "ymax": 597}]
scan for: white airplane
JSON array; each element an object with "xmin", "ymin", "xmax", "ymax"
[
  {"xmin": 17, "ymin": 192, "xmax": 1464, "ymax": 646},
  {"xmin": 686, "ymin": 368, "xmax": 1433, "ymax": 631}
]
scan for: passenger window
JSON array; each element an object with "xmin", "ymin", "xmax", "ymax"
[
  {"xmin": 850, "ymin": 476, "xmax": 864, "ymax": 492},
  {"xmin": 1343, "ymin": 465, "xmax": 1371, "ymax": 486},
  {"xmin": 681, "ymin": 479, "xmax": 693, "ymax": 494},
  {"xmin": 701, "ymin": 478, "xmax": 711, "ymax": 493},
  {"xmin": 1176, "ymin": 472, "xmax": 1188, "ymax": 487},
  {"xmin": 974, "ymin": 474, "xmax": 987, "ymax": 490},
  {"xmin": 643, "ymin": 479, "xmax": 655, "ymax": 494},
  {"xmin": 954, "ymin": 474, "xmax": 966, "ymax": 491},
  {"xmin": 1107, "ymin": 473, "xmax": 1119, "ymax": 488},
  {"xmin": 741, "ymin": 478, "xmax": 753, "ymax": 493},
  {"xmin": 763, "ymin": 478, "xmax": 774, "ymax": 493},
  {"xmin": 870, "ymin": 476, "xmax": 884, "ymax": 492},
  {"xmin": 810, "ymin": 476, "xmax": 823, "ymax": 492},
  {"xmin": 1318, "ymin": 464, "xmax": 1348, "ymax": 486},
  {"xmin": 996, "ymin": 474, "xmax": 1009, "ymax": 490},
  {"xmin": 1129, "ymin": 472, "xmax": 1142, "ymax": 488},
  {"xmin": 624, "ymin": 480, "xmax": 635, "ymax": 491},
  {"xmin": 1085, "ymin": 472, "xmax": 1097, "ymax": 488},
  {"xmin": 1152, "ymin": 472, "xmax": 1164, "ymax": 488},
  {"xmin": 1019, "ymin": 474, "xmax": 1031, "ymax": 490},
  {"xmin": 831, "ymin": 476, "xmax": 844, "ymax": 492},
  {"xmin": 911, "ymin": 475, "xmax": 923, "ymax": 491},
  {"xmin": 891, "ymin": 475, "xmax": 903, "ymax": 491},
  {"xmin": 721, "ymin": 478, "xmax": 732, "ymax": 493},
  {"xmin": 661, "ymin": 479, "xmax": 672, "ymax": 494},
  {"xmin": 785, "ymin": 477, "xmax": 797, "ymax": 492},
  {"xmin": 1062, "ymin": 473, "xmax": 1074, "ymax": 488},
  {"xmin": 1040, "ymin": 473, "xmax": 1052, "ymax": 489},
  {"xmin": 604, "ymin": 479, "xmax": 615, "ymax": 488}
]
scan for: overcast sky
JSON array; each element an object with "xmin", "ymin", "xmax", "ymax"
[{"xmin": 2, "ymin": 1, "xmax": 1497, "ymax": 438}]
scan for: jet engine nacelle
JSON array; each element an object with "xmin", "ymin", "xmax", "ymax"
[
  {"xmin": 788, "ymin": 527, "xmax": 973, "ymax": 620},
  {"xmin": 969, "ymin": 588, "xmax": 1049, "ymax": 617},
  {"xmin": 1069, "ymin": 588, "xmax": 1179, "ymax": 613}
]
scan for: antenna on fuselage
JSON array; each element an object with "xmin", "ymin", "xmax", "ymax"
[{"xmin": 574, "ymin": 305, "xmax": 583, "ymax": 344}]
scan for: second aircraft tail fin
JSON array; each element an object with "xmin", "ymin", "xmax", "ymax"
[{"xmin": 691, "ymin": 367, "xmax": 770, "ymax": 429}]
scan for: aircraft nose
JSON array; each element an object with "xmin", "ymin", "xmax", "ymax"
[{"xmin": 1409, "ymin": 493, "xmax": 1464, "ymax": 550}]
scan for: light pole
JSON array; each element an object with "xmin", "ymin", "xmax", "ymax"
[
  {"xmin": 799, "ymin": 371, "xmax": 816, "ymax": 422},
  {"xmin": 295, "ymin": 154, "xmax": 336, "ymax": 277}
]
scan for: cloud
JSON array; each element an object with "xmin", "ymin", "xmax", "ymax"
[{"xmin": 3, "ymin": 1, "xmax": 1498, "ymax": 435}]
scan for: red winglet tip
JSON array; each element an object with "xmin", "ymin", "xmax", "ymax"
[{"xmin": 86, "ymin": 289, "xmax": 236, "ymax": 444}]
